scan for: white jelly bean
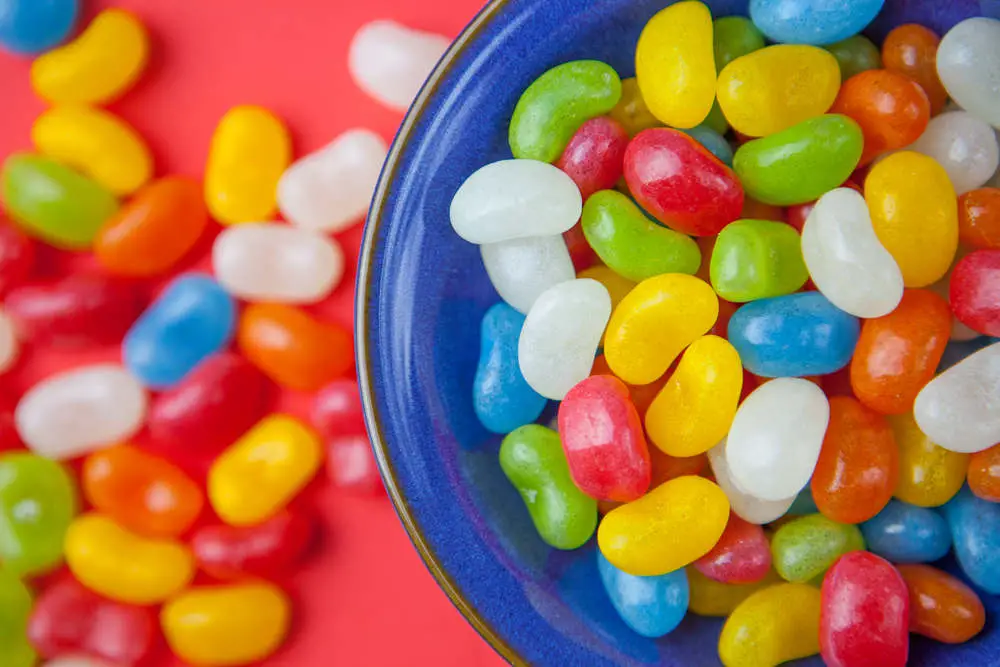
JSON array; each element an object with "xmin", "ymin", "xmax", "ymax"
[
  {"xmin": 708, "ymin": 441, "xmax": 795, "ymax": 525},
  {"xmin": 726, "ymin": 378, "xmax": 830, "ymax": 502},
  {"xmin": 450, "ymin": 160, "xmax": 583, "ymax": 244},
  {"xmin": 937, "ymin": 18, "xmax": 1000, "ymax": 129},
  {"xmin": 15, "ymin": 364, "xmax": 147, "ymax": 460},
  {"xmin": 212, "ymin": 223, "xmax": 343, "ymax": 304},
  {"xmin": 277, "ymin": 129, "xmax": 388, "ymax": 233},
  {"xmin": 914, "ymin": 341, "xmax": 1000, "ymax": 454},
  {"xmin": 909, "ymin": 111, "xmax": 999, "ymax": 194},
  {"xmin": 349, "ymin": 20, "xmax": 450, "ymax": 111},
  {"xmin": 801, "ymin": 188, "xmax": 904, "ymax": 318},
  {"xmin": 0, "ymin": 308, "xmax": 18, "ymax": 374},
  {"xmin": 518, "ymin": 279, "xmax": 611, "ymax": 400},
  {"xmin": 481, "ymin": 235, "xmax": 575, "ymax": 314}
]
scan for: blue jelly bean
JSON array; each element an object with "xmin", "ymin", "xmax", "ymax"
[
  {"xmin": 123, "ymin": 273, "xmax": 236, "ymax": 389},
  {"xmin": 474, "ymin": 303, "xmax": 548, "ymax": 434},
  {"xmin": 861, "ymin": 499, "xmax": 951, "ymax": 564},
  {"xmin": 788, "ymin": 487, "xmax": 819, "ymax": 516},
  {"xmin": 685, "ymin": 126, "xmax": 734, "ymax": 166},
  {"xmin": 727, "ymin": 292, "xmax": 860, "ymax": 377},
  {"xmin": 749, "ymin": 0, "xmax": 885, "ymax": 46},
  {"xmin": 942, "ymin": 486, "xmax": 1000, "ymax": 594},
  {"xmin": 0, "ymin": 0, "xmax": 78, "ymax": 55},
  {"xmin": 597, "ymin": 551, "xmax": 688, "ymax": 638}
]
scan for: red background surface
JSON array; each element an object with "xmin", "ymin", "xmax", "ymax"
[{"xmin": 0, "ymin": 1, "xmax": 508, "ymax": 665}]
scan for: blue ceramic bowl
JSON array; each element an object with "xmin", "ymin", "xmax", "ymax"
[{"xmin": 357, "ymin": 1, "xmax": 1000, "ymax": 664}]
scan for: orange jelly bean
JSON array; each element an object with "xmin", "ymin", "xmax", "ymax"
[
  {"xmin": 881, "ymin": 24, "xmax": 948, "ymax": 115},
  {"xmin": 968, "ymin": 443, "xmax": 1000, "ymax": 502},
  {"xmin": 958, "ymin": 188, "xmax": 1000, "ymax": 250},
  {"xmin": 850, "ymin": 289, "xmax": 951, "ymax": 415},
  {"xmin": 897, "ymin": 564, "xmax": 986, "ymax": 644},
  {"xmin": 590, "ymin": 354, "xmax": 668, "ymax": 417},
  {"xmin": 238, "ymin": 303, "xmax": 353, "ymax": 391}
]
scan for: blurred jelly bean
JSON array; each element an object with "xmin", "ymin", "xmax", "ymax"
[
  {"xmin": 45, "ymin": 659, "xmax": 112, "ymax": 667},
  {"xmin": 499, "ymin": 425, "xmax": 597, "ymax": 550},
  {"xmin": 555, "ymin": 117, "xmax": 628, "ymax": 200},
  {"xmin": 481, "ymin": 235, "xmax": 575, "ymax": 314},
  {"xmin": 969, "ymin": 443, "xmax": 1000, "ymax": 502},
  {"xmin": 861, "ymin": 499, "xmax": 951, "ymax": 564},
  {"xmin": 684, "ymin": 125, "xmax": 733, "ymax": 166},
  {"xmin": 348, "ymin": 20, "xmax": 448, "ymax": 111},
  {"xmin": 608, "ymin": 78, "xmax": 661, "ymax": 137},
  {"xmin": 311, "ymin": 378, "xmax": 365, "ymax": 438},
  {"xmin": 937, "ymin": 18, "xmax": 1000, "ymax": 128},
  {"xmin": 581, "ymin": 190, "xmax": 700, "ymax": 282},
  {"xmin": 750, "ymin": 0, "xmax": 885, "ymax": 45},
  {"xmin": 635, "ymin": 1, "xmax": 715, "ymax": 129},
  {"xmin": 952, "ymin": 250, "xmax": 1000, "ymax": 336},
  {"xmin": 238, "ymin": 303, "xmax": 353, "ymax": 391},
  {"xmin": 277, "ymin": 129, "xmax": 388, "ymax": 233},
  {"xmin": 16, "ymin": 364, "xmax": 146, "ymax": 460},
  {"xmin": 1, "ymin": 153, "xmax": 118, "ymax": 249},
  {"xmin": 599, "ymin": 476, "xmax": 729, "ymax": 576},
  {"xmin": 959, "ymin": 187, "xmax": 1000, "ymax": 250},
  {"xmin": 209, "ymin": 415, "xmax": 322, "ymax": 526},
  {"xmin": 0, "ymin": 221, "xmax": 34, "ymax": 296},
  {"xmin": 865, "ymin": 151, "xmax": 958, "ymax": 287},
  {"xmin": 890, "ymin": 412, "xmax": 968, "ymax": 507},
  {"xmin": 694, "ymin": 514, "xmax": 771, "ymax": 584},
  {"xmin": 910, "ymin": 111, "xmax": 999, "ymax": 194},
  {"xmin": 624, "ymin": 128, "xmax": 743, "ymax": 236},
  {"xmin": 943, "ymin": 486, "xmax": 1000, "ymax": 593},
  {"xmin": 597, "ymin": 552, "xmax": 688, "ymax": 638},
  {"xmin": 450, "ymin": 159, "xmax": 582, "ymax": 244},
  {"xmin": 0, "ymin": 309, "xmax": 17, "ymax": 374},
  {"xmin": 205, "ymin": 105, "xmax": 291, "ymax": 225},
  {"xmin": 65, "ymin": 513, "xmax": 194, "ymax": 604},
  {"xmin": 710, "ymin": 219, "xmax": 808, "ymax": 301},
  {"xmin": 0, "ymin": 567, "xmax": 35, "ymax": 667},
  {"xmin": 687, "ymin": 567, "xmax": 781, "ymax": 617},
  {"xmin": 883, "ymin": 24, "xmax": 948, "ymax": 115},
  {"xmin": 717, "ymin": 45, "xmax": 840, "ymax": 137},
  {"xmin": 897, "ymin": 564, "xmax": 986, "ymax": 644},
  {"xmin": 772, "ymin": 514, "xmax": 865, "ymax": 583},
  {"xmin": 820, "ymin": 551, "xmax": 909, "ymax": 667},
  {"xmin": 327, "ymin": 433, "xmax": 383, "ymax": 495},
  {"xmin": 0, "ymin": 0, "xmax": 77, "ymax": 54},
  {"xmin": 719, "ymin": 583, "xmax": 822, "ymax": 666},
  {"xmin": 714, "ymin": 16, "xmax": 765, "ymax": 70},
  {"xmin": 518, "ymin": 279, "xmax": 611, "ymax": 400},
  {"xmin": 708, "ymin": 441, "xmax": 796, "ymax": 524},
  {"xmin": 192, "ymin": 511, "xmax": 314, "ymax": 581},
  {"xmin": 825, "ymin": 35, "xmax": 882, "ymax": 80}
]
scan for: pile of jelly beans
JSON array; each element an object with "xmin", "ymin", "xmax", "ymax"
[{"xmin": 453, "ymin": 1, "xmax": 1000, "ymax": 665}]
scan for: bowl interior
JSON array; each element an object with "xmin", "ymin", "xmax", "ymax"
[{"xmin": 358, "ymin": 0, "xmax": 1000, "ymax": 664}]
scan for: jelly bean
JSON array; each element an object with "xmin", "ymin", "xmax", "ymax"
[
  {"xmin": 952, "ymin": 250, "xmax": 1000, "ymax": 336},
  {"xmin": 865, "ymin": 152, "xmax": 958, "ymax": 287},
  {"xmin": 820, "ymin": 551, "xmax": 909, "ymax": 667},
  {"xmin": 555, "ymin": 117, "xmax": 628, "ymax": 201},
  {"xmin": 608, "ymin": 78, "xmax": 661, "ymax": 137},
  {"xmin": 635, "ymin": 1, "xmax": 715, "ymax": 129},
  {"xmin": 772, "ymin": 514, "xmax": 865, "ymax": 583},
  {"xmin": 577, "ymin": 266, "xmax": 635, "ymax": 313},
  {"xmin": 605, "ymin": 274, "xmax": 718, "ymax": 385},
  {"xmin": 15, "ymin": 364, "xmax": 146, "ymax": 460},
  {"xmin": 937, "ymin": 18, "xmax": 1000, "ymax": 128},
  {"xmin": 0, "ymin": 0, "xmax": 77, "ymax": 54},
  {"xmin": 684, "ymin": 125, "xmax": 733, "ymax": 166},
  {"xmin": 192, "ymin": 511, "xmax": 314, "ymax": 581},
  {"xmin": 0, "ymin": 221, "xmax": 34, "ymax": 296},
  {"xmin": 718, "ymin": 583, "xmax": 822, "ymax": 666},
  {"xmin": 861, "ymin": 500, "xmax": 951, "ymax": 564},
  {"xmin": 1, "ymin": 153, "xmax": 118, "ymax": 249},
  {"xmin": 597, "ymin": 551, "xmax": 688, "ymax": 638},
  {"xmin": 825, "ymin": 35, "xmax": 882, "ymax": 80},
  {"xmin": 969, "ymin": 443, "xmax": 1000, "ymax": 502},
  {"xmin": 710, "ymin": 219, "xmax": 808, "ymax": 301},
  {"xmin": 518, "ymin": 279, "xmax": 611, "ymax": 400},
  {"xmin": 897, "ymin": 564, "xmax": 986, "ymax": 644},
  {"xmin": 348, "ymin": 20, "xmax": 448, "ymax": 111},
  {"xmin": 327, "ymin": 432, "xmax": 383, "ymax": 495},
  {"xmin": 959, "ymin": 187, "xmax": 1000, "ymax": 250},
  {"xmin": 277, "ymin": 129, "xmax": 388, "ymax": 234},
  {"xmin": 0, "ymin": 567, "xmax": 35, "ymax": 667},
  {"xmin": 882, "ymin": 24, "xmax": 948, "ymax": 115},
  {"xmin": 0, "ymin": 308, "xmax": 17, "ymax": 373},
  {"xmin": 750, "ymin": 0, "xmax": 885, "ymax": 45},
  {"xmin": 694, "ymin": 514, "xmax": 771, "ymax": 584},
  {"xmin": 717, "ymin": 45, "xmax": 840, "ymax": 138},
  {"xmin": 733, "ymin": 115, "xmax": 863, "ymax": 206},
  {"xmin": 209, "ymin": 415, "xmax": 322, "ymax": 526},
  {"xmin": 95, "ymin": 177, "xmax": 209, "ymax": 277},
  {"xmin": 910, "ymin": 111, "xmax": 999, "ymax": 195},
  {"xmin": 205, "ymin": 105, "xmax": 291, "ymax": 225},
  {"xmin": 708, "ymin": 441, "xmax": 796, "ymax": 524},
  {"xmin": 943, "ymin": 486, "xmax": 1000, "ymax": 593},
  {"xmin": 162, "ymin": 583, "xmax": 290, "ymax": 667},
  {"xmin": 890, "ymin": 412, "xmax": 968, "ymax": 507},
  {"xmin": 562, "ymin": 223, "xmax": 597, "ymax": 272},
  {"xmin": 687, "ymin": 567, "xmax": 781, "ymax": 617},
  {"xmin": 714, "ymin": 16, "xmax": 765, "ymax": 71},
  {"xmin": 624, "ymin": 128, "xmax": 743, "ymax": 236},
  {"xmin": 45, "ymin": 659, "xmax": 112, "ymax": 667},
  {"xmin": 450, "ymin": 159, "xmax": 582, "ymax": 244},
  {"xmin": 65, "ymin": 513, "xmax": 194, "ymax": 604},
  {"xmin": 311, "ymin": 379, "xmax": 365, "ymax": 438},
  {"xmin": 481, "ymin": 235, "xmax": 575, "ymax": 314},
  {"xmin": 238, "ymin": 303, "xmax": 353, "ymax": 391},
  {"xmin": 499, "ymin": 425, "xmax": 597, "ymax": 550}
]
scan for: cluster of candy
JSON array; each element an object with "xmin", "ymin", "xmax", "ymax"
[{"xmin": 452, "ymin": 1, "xmax": 1000, "ymax": 664}]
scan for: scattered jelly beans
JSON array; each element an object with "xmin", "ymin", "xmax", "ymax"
[
  {"xmin": 693, "ymin": 514, "xmax": 771, "ymax": 584},
  {"xmin": 937, "ymin": 18, "xmax": 1000, "ymax": 129},
  {"xmin": 597, "ymin": 551, "xmax": 689, "ymax": 638},
  {"xmin": 890, "ymin": 412, "xmax": 968, "ymax": 507},
  {"xmin": 718, "ymin": 583, "xmax": 822, "ymax": 666},
  {"xmin": 0, "ymin": 0, "xmax": 78, "ymax": 54},
  {"xmin": 772, "ymin": 514, "xmax": 865, "ymax": 583},
  {"xmin": 861, "ymin": 499, "xmax": 951, "ymax": 564},
  {"xmin": 897, "ymin": 564, "xmax": 986, "ymax": 644},
  {"xmin": 0, "ymin": 567, "xmax": 35, "ymax": 667},
  {"xmin": 825, "ymin": 35, "xmax": 882, "ymax": 80},
  {"xmin": 749, "ymin": 0, "xmax": 885, "ymax": 46},
  {"xmin": 710, "ymin": 219, "xmax": 808, "ymax": 302},
  {"xmin": 192, "ymin": 511, "xmax": 314, "ymax": 581},
  {"xmin": 882, "ymin": 23, "xmax": 947, "ymax": 114},
  {"xmin": 482, "ymin": 235, "xmax": 575, "ymax": 314}
]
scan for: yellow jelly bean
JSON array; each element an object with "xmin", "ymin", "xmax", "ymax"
[
  {"xmin": 162, "ymin": 583, "xmax": 291, "ymax": 667},
  {"xmin": 208, "ymin": 415, "xmax": 322, "ymax": 526},
  {"xmin": 64, "ymin": 513, "xmax": 194, "ymax": 605},
  {"xmin": 605, "ymin": 274, "xmax": 718, "ymax": 385},
  {"xmin": 687, "ymin": 567, "xmax": 781, "ymax": 617},
  {"xmin": 32, "ymin": 106, "xmax": 153, "ymax": 196},
  {"xmin": 866, "ymin": 151, "xmax": 958, "ymax": 288},
  {"xmin": 718, "ymin": 583, "xmax": 822, "ymax": 667},
  {"xmin": 717, "ymin": 45, "xmax": 840, "ymax": 137},
  {"xmin": 608, "ymin": 78, "xmax": 663, "ymax": 137},
  {"xmin": 598, "ymin": 475, "xmax": 729, "ymax": 576},
  {"xmin": 646, "ymin": 335, "xmax": 742, "ymax": 457},
  {"xmin": 635, "ymin": 1, "xmax": 716, "ymax": 130},
  {"xmin": 204, "ymin": 105, "xmax": 291, "ymax": 225},
  {"xmin": 890, "ymin": 412, "xmax": 968, "ymax": 508},
  {"xmin": 30, "ymin": 9, "xmax": 149, "ymax": 105}
]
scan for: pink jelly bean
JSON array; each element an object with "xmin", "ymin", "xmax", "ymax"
[
  {"xmin": 310, "ymin": 378, "xmax": 366, "ymax": 438},
  {"xmin": 556, "ymin": 116, "xmax": 629, "ymax": 202},
  {"xmin": 693, "ymin": 513, "xmax": 772, "ymax": 584},
  {"xmin": 328, "ymin": 433, "xmax": 384, "ymax": 495}
]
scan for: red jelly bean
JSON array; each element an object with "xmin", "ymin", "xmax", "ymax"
[
  {"xmin": 624, "ymin": 128, "xmax": 744, "ymax": 237},
  {"xmin": 556, "ymin": 116, "xmax": 629, "ymax": 202},
  {"xmin": 951, "ymin": 249, "xmax": 1000, "ymax": 336},
  {"xmin": 693, "ymin": 513, "xmax": 771, "ymax": 584},
  {"xmin": 311, "ymin": 378, "xmax": 365, "ymax": 438},
  {"xmin": 191, "ymin": 511, "xmax": 314, "ymax": 580},
  {"xmin": 557, "ymin": 374, "xmax": 651, "ymax": 502},
  {"xmin": 968, "ymin": 443, "xmax": 1000, "ymax": 502},
  {"xmin": 897, "ymin": 564, "xmax": 986, "ymax": 644},
  {"xmin": 328, "ymin": 433, "xmax": 384, "ymax": 495},
  {"xmin": 820, "ymin": 551, "xmax": 910, "ymax": 667},
  {"xmin": 563, "ymin": 223, "xmax": 597, "ymax": 272},
  {"xmin": 0, "ymin": 220, "xmax": 34, "ymax": 297},
  {"xmin": 959, "ymin": 188, "xmax": 1000, "ymax": 250}
]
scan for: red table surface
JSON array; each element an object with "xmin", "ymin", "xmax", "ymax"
[{"xmin": 0, "ymin": 1, "xmax": 508, "ymax": 665}]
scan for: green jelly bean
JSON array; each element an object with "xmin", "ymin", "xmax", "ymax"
[
  {"xmin": 733, "ymin": 115, "xmax": 864, "ymax": 206},
  {"xmin": 509, "ymin": 61, "xmax": 622, "ymax": 163},
  {"xmin": 582, "ymin": 190, "xmax": 701, "ymax": 281},
  {"xmin": 500, "ymin": 424, "xmax": 597, "ymax": 550},
  {"xmin": 1, "ymin": 153, "xmax": 119, "ymax": 250},
  {"xmin": 703, "ymin": 101, "xmax": 729, "ymax": 136},
  {"xmin": 0, "ymin": 453, "xmax": 78, "ymax": 577},
  {"xmin": 714, "ymin": 16, "xmax": 765, "ymax": 71},
  {"xmin": 0, "ymin": 568, "xmax": 36, "ymax": 667},
  {"xmin": 825, "ymin": 35, "xmax": 882, "ymax": 80},
  {"xmin": 710, "ymin": 219, "xmax": 808, "ymax": 303},
  {"xmin": 771, "ymin": 514, "xmax": 865, "ymax": 584}
]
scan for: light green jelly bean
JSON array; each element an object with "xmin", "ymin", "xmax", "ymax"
[
  {"xmin": 509, "ymin": 61, "xmax": 622, "ymax": 163},
  {"xmin": 771, "ymin": 514, "xmax": 865, "ymax": 584},
  {"xmin": 733, "ymin": 114, "xmax": 864, "ymax": 206},
  {"xmin": 582, "ymin": 190, "xmax": 701, "ymax": 281},
  {"xmin": 714, "ymin": 16, "xmax": 765, "ymax": 71},
  {"xmin": 825, "ymin": 35, "xmax": 882, "ymax": 80},
  {"xmin": 500, "ymin": 424, "xmax": 597, "ymax": 550},
  {"xmin": 0, "ymin": 453, "xmax": 79, "ymax": 577},
  {"xmin": 1, "ymin": 153, "xmax": 119, "ymax": 249},
  {"xmin": 710, "ymin": 219, "xmax": 808, "ymax": 303},
  {"xmin": 0, "ymin": 568, "xmax": 36, "ymax": 667}
]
